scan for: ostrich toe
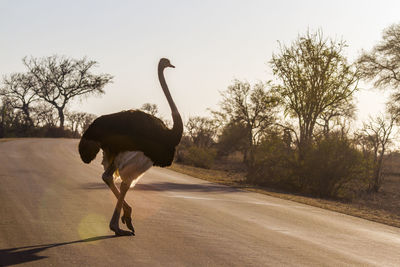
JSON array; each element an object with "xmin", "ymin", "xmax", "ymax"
[
  {"xmin": 121, "ymin": 216, "xmax": 135, "ymax": 234},
  {"xmin": 110, "ymin": 224, "xmax": 135, "ymax": 236}
]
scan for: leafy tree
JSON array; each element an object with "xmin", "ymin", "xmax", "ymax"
[
  {"xmin": 358, "ymin": 23, "xmax": 400, "ymax": 90},
  {"xmin": 175, "ymin": 116, "xmax": 217, "ymax": 167},
  {"xmin": 23, "ymin": 55, "xmax": 113, "ymax": 128},
  {"xmin": 216, "ymin": 79, "xmax": 279, "ymax": 166},
  {"xmin": 270, "ymin": 30, "xmax": 359, "ymax": 156},
  {"xmin": 358, "ymin": 23, "xmax": 400, "ymax": 118},
  {"xmin": 217, "ymin": 121, "xmax": 249, "ymax": 157}
]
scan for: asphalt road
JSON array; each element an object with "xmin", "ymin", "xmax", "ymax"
[{"xmin": 1, "ymin": 139, "xmax": 400, "ymax": 266}]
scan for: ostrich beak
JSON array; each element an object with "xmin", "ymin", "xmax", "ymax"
[{"xmin": 168, "ymin": 64, "xmax": 175, "ymax": 68}]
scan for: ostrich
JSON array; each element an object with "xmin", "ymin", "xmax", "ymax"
[{"xmin": 78, "ymin": 58, "xmax": 182, "ymax": 236}]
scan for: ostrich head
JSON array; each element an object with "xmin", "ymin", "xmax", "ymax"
[{"xmin": 159, "ymin": 58, "xmax": 175, "ymax": 69}]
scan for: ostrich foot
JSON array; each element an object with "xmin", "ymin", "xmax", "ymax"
[
  {"xmin": 110, "ymin": 224, "xmax": 135, "ymax": 236},
  {"xmin": 121, "ymin": 216, "xmax": 135, "ymax": 235}
]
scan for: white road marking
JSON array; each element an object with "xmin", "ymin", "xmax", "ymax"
[{"xmin": 166, "ymin": 194, "xmax": 293, "ymax": 207}]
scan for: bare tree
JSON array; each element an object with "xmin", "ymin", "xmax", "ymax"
[
  {"xmin": 317, "ymin": 101, "xmax": 356, "ymax": 136},
  {"xmin": 32, "ymin": 103, "xmax": 58, "ymax": 127},
  {"xmin": 66, "ymin": 111, "xmax": 86, "ymax": 135},
  {"xmin": 0, "ymin": 73, "xmax": 38, "ymax": 127},
  {"xmin": 23, "ymin": 55, "xmax": 113, "ymax": 128},
  {"xmin": 270, "ymin": 30, "xmax": 359, "ymax": 156},
  {"xmin": 66, "ymin": 111, "xmax": 97, "ymax": 136},
  {"xmin": 80, "ymin": 113, "xmax": 97, "ymax": 133},
  {"xmin": 0, "ymin": 96, "xmax": 28, "ymax": 136},
  {"xmin": 186, "ymin": 116, "xmax": 217, "ymax": 148},
  {"xmin": 0, "ymin": 98, "xmax": 14, "ymax": 137},
  {"xmin": 356, "ymin": 113, "xmax": 396, "ymax": 192}
]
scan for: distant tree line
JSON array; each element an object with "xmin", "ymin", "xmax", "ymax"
[
  {"xmin": 175, "ymin": 26, "xmax": 400, "ymax": 199},
  {"xmin": 0, "ymin": 55, "xmax": 112, "ymax": 137}
]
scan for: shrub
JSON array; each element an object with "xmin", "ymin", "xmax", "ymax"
[
  {"xmin": 33, "ymin": 126, "xmax": 76, "ymax": 138},
  {"xmin": 248, "ymin": 132, "xmax": 370, "ymax": 199},
  {"xmin": 248, "ymin": 134, "xmax": 300, "ymax": 191},
  {"xmin": 184, "ymin": 146, "xmax": 217, "ymax": 169},
  {"xmin": 301, "ymin": 132, "xmax": 367, "ymax": 199}
]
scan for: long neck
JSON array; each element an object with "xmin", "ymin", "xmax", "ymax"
[{"xmin": 158, "ymin": 64, "xmax": 183, "ymax": 145}]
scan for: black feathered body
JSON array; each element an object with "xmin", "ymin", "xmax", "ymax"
[{"xmin": 79, "ymin": 110, "xmax": 177, "ymax": 167}]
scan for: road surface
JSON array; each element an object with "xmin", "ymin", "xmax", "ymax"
[{"xmin": 1, "ymin": 139, "xmax": 400, "ymax": 266}]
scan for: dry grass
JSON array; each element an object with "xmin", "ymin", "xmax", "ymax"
[
  {"xmin": 169, "ymin": 163, "xmax": 245, "ymax": 185},
  {"xmin": 169, "ymin": 162, "xmax": 400, "ymax": 228},
  {"xmin": 0, "ymin": 138, "xmax": 15, "ymax": 143}
]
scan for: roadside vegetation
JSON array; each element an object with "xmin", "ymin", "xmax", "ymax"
[
  {"xmin": 2, "ymin": 24, "xmax": 400, "ymax": 225},
  {"xmin": 175, "ymin": 26, "xmax": 400, "ymax": 199},
  {"xmin": 169, "ymin": 161, "xmax": 400, "ymax": 228},
  {"xmin": 173, "ymin": 25, "xmax": 400, "ymax": 226}
]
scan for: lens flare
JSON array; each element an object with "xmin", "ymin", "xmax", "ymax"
[{"xmin": 78, "ymin": 213, "xmax": 108, "ymax": 240}]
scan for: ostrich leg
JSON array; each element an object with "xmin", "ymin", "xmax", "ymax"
[
  {"xmin": 109, "ymin": 181, "xmax": 134, "ymax": 236},
  {"xmin": 102, "ymin": 165, "xmax": 135, "ymax": 234}
]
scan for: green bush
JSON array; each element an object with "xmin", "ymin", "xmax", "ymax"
[
  {"xmin": 248, "ymin": 132, "xmax": 370, "ymax": 199},
  {"xmin": 302, "ymin": 133, "xmax": 366, "ymax": 198},
  {"xmin": 184, "ymin": 146, "xmax": 217, "ymax": 169},
  {"xmin": 248, "ymin": 134, "xmax": 300, "ymax": 191}
]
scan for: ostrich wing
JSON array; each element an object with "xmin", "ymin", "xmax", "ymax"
[{"xmin": 81, "ymin": 110, "xmax": 176, "ymax": 166}]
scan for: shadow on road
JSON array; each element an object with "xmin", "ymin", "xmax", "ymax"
[
  {"xmin": 0, "ymin": 235, "xmax": 116, "ymax": 266},
  {"xmin": 83, "ymin": 181, "xmax": 240, "ymax": 193},
  {"xmin": 136, "ymin": 182, "xmax": 240, "ymax": 193}
]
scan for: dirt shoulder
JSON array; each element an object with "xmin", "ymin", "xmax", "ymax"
[
  {"xmin": 0, "ymin": 138, "xmax": 14, "ymax": 143},
  {"xmin": 169, "ymin": 163, "xmax": 400, "ymax": 228}
]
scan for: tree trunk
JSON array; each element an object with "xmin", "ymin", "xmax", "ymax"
[
  {"xmin": 246, "ymin": 126, "xmax": 254, "ymax": 169},
  {"xmin": 242, "ymin": 147, "xmax": 248, "ymax": 165},
  {"xmin": 373, "ymin": 149, "xmax": 385, "ymax": 192},
  {"xmin": 0, "ymin": 107, "xmax": 5, "ymax": 138},
  {"xmin": 57, "ymin": 108, "xmax": 65, "ymax": 129},
  {"xmin": 22, "ymin": 106, "xmax": 34, "ymax": 128},
  {"xmin": 0, "ymin": 120, "xmax": 3, "ymax": 138}
]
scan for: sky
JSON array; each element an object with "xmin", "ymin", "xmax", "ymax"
[{"xmin": 1, "ymin": 0, "xmax": 399, "ymax": 124}]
